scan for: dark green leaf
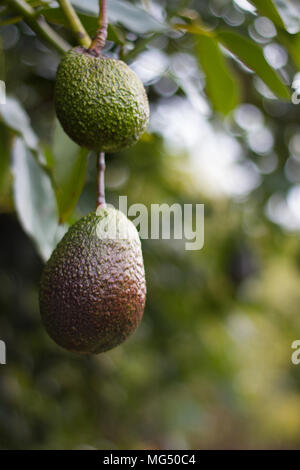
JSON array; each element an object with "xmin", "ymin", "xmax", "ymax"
[
  {"xmin": 71, "ymin": 0, "xmax": 168, "ymax": 34},
  {"xmin": 249, "ymin": 0, "xmax": 285, "ymax": 29},
  {"xmin": 108, "ymin": 24, "xmax": 126, "ymax": 46},
  {"xmin": 195, "ymin": 34, "xmax": 240, "ymax": 115},
  {"xmin": 41, "ymin": 7, "xmax": 126, "ymax": 45},
  {"xmin": 273, "ymin": 0, "xmax": 300, "ymax": 33},
  {"xmin": 0, "ymin": 97, "xmax": 38, "ymax": 150},
  {"xmin": 278, "ymin": 30, "xmax": 300, "ymax": 69},
  {"xmin": 12, "ymin": 137, "xmax": 67, "ymax": 261},
  {"xmin": 0, "ymin": 16, "xmax": 22, "ymax": 27},
  {"xmin": 123, "ymin": 34, "xmax": 156, "ymax": 62},
  {"xmin": 51, "ymin": 120, "xmax": 89, "ymax": 223},
  {"xmin": 216, "ymin": 30, "xmax": 290, "ymax": 100},
  {"xmin": 0, "ymin": 123, "xmax": 13, "ymax": 211},
  {"xmin": 41, "ymin": 6, "xmax": 95, "ymax": 33}
]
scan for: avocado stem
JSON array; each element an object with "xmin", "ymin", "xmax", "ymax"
[
  {"xmin": 88, "ymin": 0, "xmax": 108, "ymax": 56},
  {"xmin": 97, "ymin": 152, "xmax": 106, "ymax": 208}
]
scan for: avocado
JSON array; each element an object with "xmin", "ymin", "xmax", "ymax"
[
  {"xmin": 54, "ymin": 47, "xmax": 150, "ymax": 153},
  {"xmin": 39, "ymin": 207, "xmax": 146, "ymax": 354}
]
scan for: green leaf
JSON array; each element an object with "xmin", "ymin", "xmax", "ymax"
[
  {"xmin": 71, "ymin": 0, "xmax": 168, "ymax": 34},
  {"xmin": 216, "ymin": 30, "xmax": 290, "ymax": 100},
  {"xmin": 108, "ymin": 24, "xmax": 126, "ymax": 46},
  {"xmin": 0, "ymin": 97, "xmax": 38, "ymax": 150},
  {"xmin": 0, "ymin": 123, "xmax": 13, "ymax": 211},
  {"xmin": 273, "ymin": 0, "xmax": 300, "ymax": 33},
  {"xmin": 12, "ymin": 137, "xmax": 67, "ymax": 261},
  {"xmin": 248, "ymin": 0, "xmax": 300, "ymax": 69},
  {"xmin": 41, "ymin": 7, "xmax": 126, "ymax": 45},
  {"xmin": 195, "ymin": 34, "xmax": 240, "ymax": 115},
  {"xmin": 51, "ymin": 120, "xmax": 89, "ymax": 223},
  {"xmin": 0, "ymin": 16, "xmax": 22, "ymax": 27},
  {"xmin": 248, "ymin": 0, "xmax": 285, "ymax": 29},
  {"xmin": 0, "ymin": 96, "xmax": 50, "ymax": 170},
  {"xmin": 278, "ymin": 30, "xmax": 300, "ymax": 69},
  {"xmin": 0, "ymin": 37, "xmax": 4, "ymax": 81},
  {"xmin": 41, "ymin": 6, "xmax": 95, "ymax": 33},
  {"xmin": 122, "ymin": 33, "xmax": 156, "ymax": 62}
]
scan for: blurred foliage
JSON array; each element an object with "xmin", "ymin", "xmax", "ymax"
[{"xmin": 1, "ymin": 0, "xmax": 300, "ymax": 450}]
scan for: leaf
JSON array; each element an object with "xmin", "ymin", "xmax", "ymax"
[
  {"xmin": 12, "ymin": 138, "xmax": 67, "ymax": 261},
  {"xmin": 51, "ymin": 120, "xmax": 89, "ymax": 223},
  {"xmin": 278, "ymin": 30, "xmax": 300, "ymax": 69},
  {"xmin": 71, "ymin": 0, "xmax": 168, "ymax": 34},
  {"xmin": 0, "ymin": 36, "xmax": 4, "ymax": 81},
  {"xmin": 216, "ymin": 30, "xmax": 290, "ymax": 100},
  {"xmin": 195, "ymin": 34, "xmax": 240, "ymax": 115},
  {"xmin": 122, "ymin": 33, "xmax": 157, "ymax": 62},
  {"xmin": 0, "ymin": 123, "xmax": 13, "ymax": 211},
  {"xmin": 41, "ymin": 6, "xmax": 95, "ymax": 33},
  {"xmin": 108, "ymin": 24, "xmax": 126, "ymax": 46},
  {"xmin": 0, "ymin": 97, "xmax": 38, "ymax": 150},
  {"xmin": 273, "ymin": 0, "xmax": 300, "ymax": 33},
  {"xmin": 0, "ymin": 16, "xmax": 22, "ymax": 27},
  {"xmin": 248, "ymin": 0, "xmax": 286, "ymax": 29},
  {"xmin": 174, "ymin": 23, "xmax": 213, "ymax": 36},
  {"xmin": 41, "ymin": 7, "xmax": 125, "ymax": 44}
]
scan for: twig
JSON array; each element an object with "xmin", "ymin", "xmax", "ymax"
[
  {"xmin": 7, "ymin": 0, "xmax": 70, "ymax": 54},
  {"xmin": 57, "ymin": 0, "xmax": 91, "ymax": 48},
  {"xmin": 88, "ymin": 0, "xmax": 108, "ymax": 56},
  {"xmin": 96, "ymin": 152, "xmax": 106, "ymax": 207}
]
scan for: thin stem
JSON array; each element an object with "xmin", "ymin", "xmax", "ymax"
[
  {"xmin": 88, "ymin": 0, "xmax": 108, "ymax": 56},
  {"xmin": 96, "ymin": 152, "xmax": 106, "ymax": 208},
  {"xmin": 58, "ymin": 0, "xmax": 91, "ymax": 48},
  {"xmin": 7, "ymin": 0, "xmax": 70, "ymax": 54}
]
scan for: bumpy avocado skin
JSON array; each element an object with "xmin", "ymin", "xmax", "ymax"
[
  {"xmin": 39, "ymin": 208, "xmax": 146, "ymax": 354},
  {"xmin": 54, "ymin": 47, "xmax": 150, "ymax": 153}
]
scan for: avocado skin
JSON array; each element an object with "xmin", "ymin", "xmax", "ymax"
[
  {"xmin": 39, "ymin": 208, "xmax": 146, "ymax": 354},
  {"xmin": 54, "ymin": 47, "xmax": 150, "ymax": 153}
]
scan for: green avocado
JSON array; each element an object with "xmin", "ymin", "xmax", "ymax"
[
  {"xmin": 39, "ymin": 207, "xmax": 146, "ymax": 354},
  {"xmin": 54, "ymin": 47, "xmax": 150, "ymax": 153}
]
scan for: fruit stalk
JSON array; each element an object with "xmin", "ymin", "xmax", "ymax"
[
  {"xmin": 88, "ymin": 0, "xmax": 108, "ymax": 56},
  {"xmin": 97, "ymin": 152, "xmax": 106, "ymax": 207}
]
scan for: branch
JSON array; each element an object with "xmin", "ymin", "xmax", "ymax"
[
  {"xmin": 6, "ymin": 0, "xmax": 70, "ymax": 54},
  {"xmin": 88, "ymin": 0, "xmax": 108, "ymax": 56},
  {"xmin": 96, "ymin": 152, "xmax": 106, "ymax": 207},
  {"xmin": 57, "ymin": 0, "xmax": 91, "ymax": 48}
]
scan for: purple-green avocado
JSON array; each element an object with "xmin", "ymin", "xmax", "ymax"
[{"xmin": 39, "ymin": 207, "xmax": 146, "ymax": 354}]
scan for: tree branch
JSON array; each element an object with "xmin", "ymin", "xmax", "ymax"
[
  {"xmin": 88, "ymin": 0, "xmax": 108, "ymax": 56},
  {"xmin": 57, "ymin": 0, "xmax": 91, "ymax": 48},
  {"xmin": 7, "ymin": 0, "xmax": 70, "ymax": 54}
]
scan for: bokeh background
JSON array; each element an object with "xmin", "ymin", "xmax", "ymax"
[{"xmin": 1, "ymin": 0, "xmax": 300, "ymax": 449}]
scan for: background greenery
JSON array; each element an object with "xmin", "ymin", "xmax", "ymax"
[{"xmin": 1, "ymin": 0, "xmax": 300, "ymax": 449}]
